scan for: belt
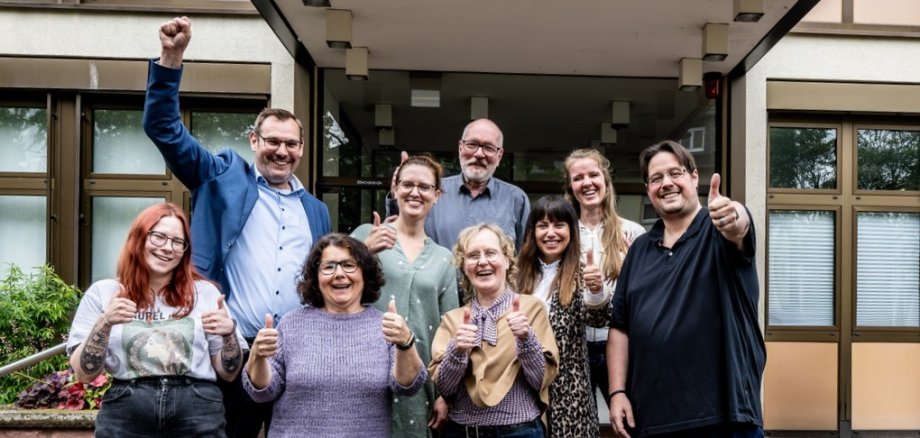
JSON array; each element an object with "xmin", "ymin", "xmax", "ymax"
[
  {"xmin": 114, "ymin": 376, "xmax": 212, "ymax": 386},
  {"xmin": 445, "ymin": 419, "xmax": 540, "ymax": 438}
]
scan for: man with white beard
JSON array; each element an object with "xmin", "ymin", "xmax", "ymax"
[{"xmin": 423, "ymin": 118, "xmax": 530, "ymax": 256}]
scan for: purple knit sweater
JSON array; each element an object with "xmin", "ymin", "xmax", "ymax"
[{"xmin": 243, "ymin": 305, "xmax": 427, "ymax": 437}]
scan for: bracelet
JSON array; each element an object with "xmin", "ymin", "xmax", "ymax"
[
  {"xmin": 396, "ymin": 332, "xmax": 416, "ymax": 351},
  {"xmin": 222, "ymin": 318, "xmax": 237, "ymax": 337},
  {"xmin": 607, "ymin": 389, "xmax": 627, "ymax": 403}
]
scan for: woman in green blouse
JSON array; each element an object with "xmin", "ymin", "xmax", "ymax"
[{"xmin": 352, "ymin": 155, "xmax": 459, "ymax": 438}]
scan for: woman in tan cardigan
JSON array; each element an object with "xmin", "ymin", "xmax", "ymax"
[{"xmin": 429, "ymin": 223, "xmax": 559, "ymax": 438}]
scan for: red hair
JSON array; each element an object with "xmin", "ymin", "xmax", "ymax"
[{"xmin": 116, "ymin": 202, "xmax": 202, "ymax": 318}]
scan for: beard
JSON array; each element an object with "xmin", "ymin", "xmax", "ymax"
[{"xmin": 460, "ymin": 159, "xmax": 494, "ymax": 184}]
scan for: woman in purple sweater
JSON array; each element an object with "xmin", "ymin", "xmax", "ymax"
[{"xmin": 243, "ymin": 234, "xmax": 427, "ymax": 437}]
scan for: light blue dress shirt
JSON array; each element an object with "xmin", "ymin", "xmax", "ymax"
[{"xmin": 225, "ymin": 167, "xmax": 313, "ymax": 338}]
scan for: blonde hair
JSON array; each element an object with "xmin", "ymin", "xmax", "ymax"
[
  {"xmin": 453, "ymin": 223, "xmax": 518, "ymax": 303},
  {"xmin": 563, "ymin": 148, "xmax": 628, "ymax": 282}
]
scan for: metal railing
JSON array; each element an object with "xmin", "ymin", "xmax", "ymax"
[{"xmin": 0, "ymin": 343, "xmax": 67, "ymax": 379}]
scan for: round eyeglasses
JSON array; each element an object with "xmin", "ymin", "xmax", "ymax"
[{"xmin": 147, "ymin": 231, "xmax": 189, "ymax": 252}]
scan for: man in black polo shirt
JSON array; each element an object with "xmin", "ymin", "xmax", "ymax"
[{"xmin": 607, "ymin": 140, "xmax": 765, "ymax": 438}]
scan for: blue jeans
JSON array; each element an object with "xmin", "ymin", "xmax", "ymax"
[
  {"xmin": 441, "ymin": 419, "xmax": 545, "ymax": 438},
  {"xmin": 218, "ymin": 340, "xmax": 273, "ymax": 438},
  {"xmin": 587, "ymin": 340, "xmax": 610, "ymax": 408},
  {"xmin": 95, "ymin": 377, "xmax": 226, "ymax": 438}
]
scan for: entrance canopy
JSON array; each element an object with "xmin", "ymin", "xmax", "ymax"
[{"xmin": 253, "ymin": 0, "xmax": 817, "ymax": 191}]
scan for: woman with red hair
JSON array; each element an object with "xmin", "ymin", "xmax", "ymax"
[{"xmin": 67, "ymin": 202, "xmax": 244, "ymax": 437}]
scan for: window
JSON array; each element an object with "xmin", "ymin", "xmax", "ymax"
[
  {"xmin": 769, "ymin": 126, "xmax": 838, "ymax": 190},
  {"xmin": 855, "ymin": 211, "xmax": 919, "ymax": 327},
  {"xmin": 0, "ymin": 105, "xmax": 48, "ymax": 277},
  {"xmin": 856, "ymin": 128, "xmax": 919, "ymax": 192},
  {"xmin": 768, "ymin": 210, "xmax": 836, "ymax": 326},
  {"xmin": 767, "ymin": 117, "xmax": 919, "ymax": 338}
]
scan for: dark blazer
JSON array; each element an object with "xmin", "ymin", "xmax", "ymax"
[{"xmin": 142, "ymin": 60, "xmax": 331, "ymax": 298}]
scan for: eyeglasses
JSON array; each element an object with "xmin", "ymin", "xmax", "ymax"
[
  {"xmin": 647, "ymin": 167, "xmax": 688, "ymax": 187},
  {"xmin": 319, "ymin": 259, "xmax": 359, "ymax": 276},
  {"xmin": 397, "ymin": 180, "xmax": 435, "ymax": 195},
  {"xmin": 464, "ymin": 249, "xmax": 502, "ymax": 264},
  {"xmin": 147, "ymin": 231, "xmax": 189, "ymax": 252},
  {"xmin": 460, "ymin": 140, "xmax": 501, "ymax": 157},
  {"xmin": 255, "ymin": 132, "xmax": 303, "ymax": 152}
]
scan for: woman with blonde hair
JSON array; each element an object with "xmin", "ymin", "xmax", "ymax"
[
  {"xmin": 563, "ymin": 148, "xmax": 646, "ymax": 411},
  {"xmin": 430, "ymin": 224, "xmax": 559, "ymax": 438}
]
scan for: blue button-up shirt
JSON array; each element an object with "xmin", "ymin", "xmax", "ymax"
[
  {"xmin": 225, "ymin": 167, "xmax": 312, "ymax": 338},
  {"xmin": 423, "ymin": 175, "xmax": 530, "ymax": 252}
]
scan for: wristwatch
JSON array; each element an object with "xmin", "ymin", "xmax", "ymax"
[{"xmin": 396, "ymin": 332, "xmax": 416, "ymax": 351}]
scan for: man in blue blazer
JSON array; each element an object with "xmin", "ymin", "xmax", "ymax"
[{"xmin": 144, "ymin": 16, "xmax": 331, "ymax": 437}]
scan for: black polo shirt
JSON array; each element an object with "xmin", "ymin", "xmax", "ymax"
[{"xmin": 610, "ymin": 208, "xmax": 765, "ymax": 437}]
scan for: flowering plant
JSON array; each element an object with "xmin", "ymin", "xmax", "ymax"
[{"xmin": 15, "ymin": 368, "xmax": 111, "ymax": 410}]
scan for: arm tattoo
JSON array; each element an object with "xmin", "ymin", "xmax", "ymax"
[
  {"xmin": 80, "ymin": 319, "xmax": 111, "ymax": 376},
  {"xmin": 220, "ymin": 333, "xmax": 242, "ymax": 373}
]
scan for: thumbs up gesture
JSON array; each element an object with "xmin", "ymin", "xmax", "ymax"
[
  {"xmin": 364, "ymin": 211, "xmax": 398, "ymax": 254},
  {"xmin": 102, "ymin": 286, "xmax": 137, "ymax": 327},
  {"xmin": 252, "ymin": 314, "xmax": 279, "ymax": 359},
  {"xmin": 583, "ymin": 248, "xmax": 604, "ymax": 293},
  {"xmin": 506, "ymin": 295, "xmax": 531, "ymax": 340},
  {"xmin": 453, "ymin": 305, "xmax": 480, "ymax": 354},
  {"xmin": 382, "ymin": 296, "xmax": 413, "ymax": 347},
  {"xmin": 202, "ymin": 295, "xmax": 235, "ymax": 337},
  {"xmin": 707, "ymin": 173, "xmax": 749, "ymax": 243}
]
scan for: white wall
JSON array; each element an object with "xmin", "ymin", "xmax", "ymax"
[{"xmin": 0, "ymin": 9, "xmax": 295, "ymax": 109}]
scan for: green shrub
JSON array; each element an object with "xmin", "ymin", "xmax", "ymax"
[{"xmin": 0, "ymin": 264, "xmax": 82, "ymax": 404}]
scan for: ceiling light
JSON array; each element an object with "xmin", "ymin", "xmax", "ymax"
[
  {"xmin": 610, "ymin": 101, "xmax": 630, "ymax": 128},
  {"xmin": 379, "ymin": 129, "xmax": 395, "ymax": 146},
  {"xmin": 302, "ymin": 0, "xmax": 330, "ymax": 6},
  {"xmin": 702, "ymin": 23, "xmax": 729, "ymax": 62},
  {"xmin": 470, "ymin": 97, "xmax": 489, "ymax": 120},
  {"xmin": 600, "ymin": 123, "xmax": 617, "ymax": 145},
  {"xmin": 734, "ymin": 0, "xmax": 764, "ymax": 22},
  {"xmin": 678, "ymin": 58, "xmax": 702, "ymax": 92},
  {"xmin": 410, "ymin": 73, "xmax": 441, "ymax": 108},
  {"xmin": 346, "ymin": 47, "xmax": 368, "ymax": 81},
  {"xmin": 375, "ymin": 104, "xmax": 392, "ymax": 131},
  {"xmin": 326, "ymin": 9, "xmax": 352, "ymax": 49}
]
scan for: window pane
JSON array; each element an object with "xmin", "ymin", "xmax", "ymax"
[
  {"xmin": 768, "ymin": 210, "xmax": 835, "ymax": 326},
  {"xmin": 0, "ymin": 107, "xmax": 47, "ymax": 173},
  {"xmin": 91, "ymin": 197, "xmax": 164, "ymax": 283},
  {"xmin": 856, "ymin": 128, "xmax": 920, "ymax": 191},
  {"xmin": 856, "ymin": 212, "xmax": 920, "ymax": 327},
  {"xmin": 769, "ymin": 127, "xmax": 837, "ymax": 189},
  {"xmin": 0, "ymin": 196, "xmax": 46, "ymax": 278},
  {"xmin": 191, "ymin": 111, "xmax": 257, "ymax": 164},
  {"xmin": 513, "ymin": 152, "xmax": 566, "ymax": 182},
  {"xmin": 93, "ymin": 109, "xmax": 166, "ymax": 175}
]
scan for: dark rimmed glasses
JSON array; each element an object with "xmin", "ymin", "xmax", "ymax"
[
  {"xmin": 319, "ymin": 259, "xmax": 359, "ymax": 276},
  {"xmin": 147, "ymin": 231, "xmax": 189, "ymax": 252}
]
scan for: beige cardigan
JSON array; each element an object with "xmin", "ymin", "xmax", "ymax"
[{"xmin": 429, "ymin": 293, "xmax": 560, "ymax": 411}]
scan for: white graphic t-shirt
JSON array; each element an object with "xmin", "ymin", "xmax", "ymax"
[{"xmin": 67, "ymin": 279, "xmax": 246, "ymax": 381}]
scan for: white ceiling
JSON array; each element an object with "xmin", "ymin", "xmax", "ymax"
[
  {"xmin": 264, "ymin": 0, "xmax": 807, "ymax": 182},
  {"xmin": 278, "ymin": 0, "xmax": 801, "ymax": 77}
]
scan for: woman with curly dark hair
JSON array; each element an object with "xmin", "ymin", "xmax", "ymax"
[{"xmin": 242, "ymin": 233, "xmax": 427, "ymax": 437}]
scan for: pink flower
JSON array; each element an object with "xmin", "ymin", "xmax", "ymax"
[{"xmin": 89, "ymin": 373, "xmax": 108, "ymax": 388}]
